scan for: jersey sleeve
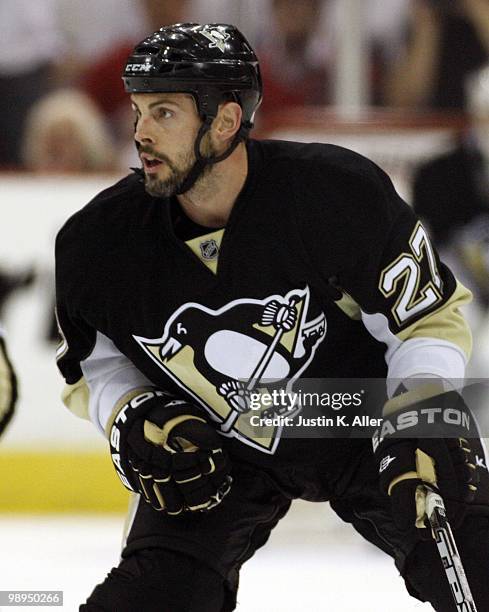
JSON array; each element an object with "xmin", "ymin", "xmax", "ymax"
[
  {"xmin": 0, "ymin": 325, "xmax": 17, "ymax": 437},
  {"xmin": 55, "ymin": 221, "xmax": 153, "ymax": 436},
  {"xmin": 297, "ymin": 152, "xmax": 472, "ymax": 396},
  {"xmin": 346, "ymin": 206, "xmax": 471, "ymax": 396}
]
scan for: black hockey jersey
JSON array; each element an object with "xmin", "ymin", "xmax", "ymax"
[{"xmin": 55, "ymin": 139, "xmax": 471, "ymax": 465}]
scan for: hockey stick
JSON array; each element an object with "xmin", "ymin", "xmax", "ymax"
[
  {"xmin": 221, "ymin": 296, "xmax": 298, "ymax": 433},
  {"xmin": 416, "ymin": 450, "xmax": 479, "ymax": 612},
  {"xmin": 425, "ymin": 490, "xmax": 478, "ymax": 612}
]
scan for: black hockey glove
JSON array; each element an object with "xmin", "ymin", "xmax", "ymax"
[
  {"xmin": 373, "ymin": 386, "xmax": 479, "ymax": 538},
  {"xmin": 108, "ymin": 389, "xmax": 232, "ymax": 515}
]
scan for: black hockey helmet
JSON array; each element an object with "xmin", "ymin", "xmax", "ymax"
[
  {"xmin": 123, "ymin": 23, "xmax": 262, "ymax": 194},
  {"xmin": 123, "ymin": 23, "xmax": 262, "ymax": 131}
]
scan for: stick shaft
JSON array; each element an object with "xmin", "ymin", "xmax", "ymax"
[
  {"xmin": 425, "ymin": 490, "xmax": 478, "ymax": 612},
  {"xmin": 221, "ymin": 297, "xmax": 298, "ymax": 433}
]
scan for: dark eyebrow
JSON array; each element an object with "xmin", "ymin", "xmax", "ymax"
[
  {"xmin": 131, "ymin": 94, "xmax": 193, "ymax": 110},
  {"xmin": 148, "ymin": 98, "xmax": 181, "ymax": 110}
]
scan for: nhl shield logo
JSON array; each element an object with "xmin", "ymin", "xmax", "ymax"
[
  {"xmin": 200, "ymin": 28, "xmax": 230, "ymax": 53},
  {"xmin": 200, "ymin": 239, "xmax": 219, "ymax": 260}
]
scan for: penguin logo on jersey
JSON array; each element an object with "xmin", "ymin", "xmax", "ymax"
[{"xmin": 133, "ymin": 287, "xmax": 326, "ymax": 453}]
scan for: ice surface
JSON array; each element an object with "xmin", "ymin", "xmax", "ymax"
[{"xmin": 0, "ymin": 502, "xmax": 428, "ymax": 611}]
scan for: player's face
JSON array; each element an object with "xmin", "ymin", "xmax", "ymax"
[{"xmin": 131, "ymin": 92, "xmax": 211, "ymax": 198}]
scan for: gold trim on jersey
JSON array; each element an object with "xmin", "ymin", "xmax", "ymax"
[
  {"xmin": 104, "ymin": 386, "xmax": 155, "ymax": 437},
  {"xmin": 61, "ymin": 377, "xmax": 90, "ymax": 420},
  {"xmin": 333, "ymin": 290, "xmax": 362, "ymax": 320},
  {"xmin": 185, "ymin": 229, "xmax": 224, "ymax": 274},
  {"xmin": 395, "ymin": 280, "xmax": 473, "ymax": 358}
]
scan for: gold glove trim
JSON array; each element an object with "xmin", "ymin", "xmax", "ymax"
[
  {"xmin": 153, "ymin": 483, "xmax": 166, "ymax": 511},
  {"xmin": 388, "ymin": 471, "xmax": 419, "ymax": 496},
  {"xmin": 383, "ymin": 382, "xmax": 445, "ymax": 417},
  {"xmin": 415, "ymin": 450, "xmax": 438, "ymax": 529},
  {"xmin": 415, "ymin": 485, "xmax": 429, "ymax": 529},
  {"xmin": 175, "ymin": 473, "xmax": 202, "ymax": 484},
  {"xmin": 144, "ymin": 415, "xmax": 206, "ymax": 453},
  {"xmin": 388, "ymin": 449, "xmax": 437, "ymax": 497},
  {"xmin": 153, "ymin": 475, "xmax": 171, "ymax": 483},
  {"xmin": 416, "ymin": 449, "xmax": 437, "ymax": 485},
  {"xmin": 205, "ymin": 456, "xmax": 216, "ymax": 475},
  {"xmin": 187, "ymin": 500, "xmax": 212, "ymax": 511},
  {"xmin": 138, "ymin": 473, "xmax": 152, "ymax": 502}
]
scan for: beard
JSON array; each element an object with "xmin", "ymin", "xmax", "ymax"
[{"xmin": 139, "ymin": 137, "xmax": 217, "ymax": 198}]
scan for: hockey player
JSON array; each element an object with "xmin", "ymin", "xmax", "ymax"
[
  {"xmin": 0, "ymin": 324, "xmax": 17, "ymax": 437},
  {"xmin": 55, "ymin": 24, "xmax": 489, "ymax": 611},
  {"xmin": 413, "ymin": 64, "xmax": 489, "ymax": 319}
]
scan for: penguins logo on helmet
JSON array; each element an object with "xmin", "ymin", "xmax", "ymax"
[{"xmin": 200, "ymin": 27, "xmax": 230, "ymax": 53}]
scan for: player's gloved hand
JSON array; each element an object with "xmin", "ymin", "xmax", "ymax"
[
  {"xmin": 372, "ymin": 385, "xmax": 479, "ymax": 538},
  {"xmin": 108, "ymin": 389, "xmax": 232, "ymax": 515}
]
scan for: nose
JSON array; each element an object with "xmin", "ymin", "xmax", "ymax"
[{"xmin": 134, "ymin": 115, "xmax": 155, "ymax": 145}]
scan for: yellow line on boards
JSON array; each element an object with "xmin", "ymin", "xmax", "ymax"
[{"xmin": 0, "ymin": 451, "xmax": 129, "ymax": 513}]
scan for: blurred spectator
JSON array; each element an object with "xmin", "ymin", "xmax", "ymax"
[
  {"xmin": 0, "ymin": 323, "xmax": 18, "ymax": 438},
  {"xmin": 80, "ymin": 0, "xmax": 190, "ymax": 120},
  {"xmin": 54, "ymin": 0, "xmax": 147, "ymax": 84},
  {"xmin": 189, "ymin": 0, "xmax": 271, "ymax": 46},
  {"xmin": 0, "ymin": 266, "xmax": 35, "ymax": 435},
  {"xmin": 255, "ymin": 0, "xmax": 405, "ymax": 114},
  {"xmin": 361, "ymin": 0, "xmax": 412, "ymax": 105},
  {"xmin": 0, "ymin": 0, "xmax": 63, "ymax": 168},
  {"xmin": 257, "ymin": 0, "xmax": 331, "ymax": 114},
  {"xmin": 21, "ymin": 88, "xmax": 118, "ymax": 346},
  {"xmin": 21, "ymin": 89, "xmax": 116, "ymax": 174},
  {"xmin": 0, "ymin": 268, "xmax": 36, "ymax": 318},
  {"xmin": 79, "ymin": 0, "xmax": 191, "ymax": 170},
  {"xmin": 384, "ymin": 0, "xmax": 489, "ymax": 110},
  {"xmin": 412, "ymin": 64, "xmax": 489, "ymax": 318}
]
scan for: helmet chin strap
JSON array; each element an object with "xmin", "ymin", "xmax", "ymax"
[{"xmin": 176, "ymin": 116, "xmax": 247, "ymax": 195}]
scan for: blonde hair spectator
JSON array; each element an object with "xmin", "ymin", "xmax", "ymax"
[{"xmin": 22, "ymin": 89, "xmax": 116, "ymax": 173}]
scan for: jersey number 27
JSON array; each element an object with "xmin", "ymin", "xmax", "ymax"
[{"xmin": 379, "ymin": 222, "xmax": 442, "ymax": 326}]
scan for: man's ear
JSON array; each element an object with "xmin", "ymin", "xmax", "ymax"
[{"xmin": 211, "ymin": 102, "xmax": 242, "ymax": 145}]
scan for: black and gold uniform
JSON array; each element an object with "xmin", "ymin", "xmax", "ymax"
[{"xmin": 56, "ymin": 140, "xmax": 489, "ymax": 611}]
